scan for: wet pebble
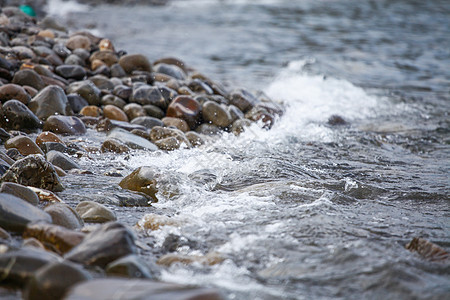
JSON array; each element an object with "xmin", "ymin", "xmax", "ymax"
[
  {"xmin": 43, "ymin": 115, "xmax": 86, "ymax": 135},
  {"xmin": 119, "ymin": 54, "xmax": 152, "ymax": 74},
  {"xmin": 46, "ymin": 150, "xmax": 80, "ymax": 171},
  {"xmin": 119, "ymin": 166, "xmax": 158, "ymax": 201},
  {"xmin": 0, "ymin": 83, "xmax": 31, "ymax": 104},
  {"xmin": 1, "ymin": 99, "xmax": 43, "ymax": 130},
  {"xmin": 103, "ymin": 104, "xmax": 128, "ymax": 122},
  {"xmin": 44, "ymin": 203, "xmax": 84, "ymax": 230},
  {"xmin": 0, "ymin": 182, "xmax": 39, "ymax": 206},
  {"xmin": 12, "ymin": 69, "xmax": 45, "ymax": 91},
  {"xmin": 75, "ymin": 201, "xmax": 117, "ymax": 223},
  {"xmin": 106, "ymin": 254, "xmax": 158, "ymax": 279},
  {"xmin": 166, "ymin": 96, "xmax": 202, "ymax": 129},
  {"xmin": 5, "ymin": 135, "xmax": 44, "ymax": 156},
  {"xmin": 107, "ymin": 128, "xmax": 157, "ymax": 151},
  {"xmin": 28, "ymin": 85, "xmax": 71, "ymax": 120}
]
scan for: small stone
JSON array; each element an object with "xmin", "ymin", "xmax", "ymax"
[
  {"xmin": 166, "ymin": 96, "xmax": 201, "ymax": 129},
  {"xmin": 103, "ymin": 104, "xmax": 128, "ymax": 122},
  {"xmin": 38, "ymin": 29, "xmax": 55, "ymax": 39},
  {"xmin": 231, "ymin": 119, "xmax": 252, "ymax": 135},
  {"xmin": 76, "ymin": 201, "xmax": 117, "ymax": 223},
  {"xmin": 65, "ymin": 54, "xmax": 85, "ymax": 66},
  {"xmin": 0, "ymin": 84, "xmax": 31, "ymax": 104},
  {"xmin": 119, "ymin": 166, "xmax": 158, "ymax": 201},
  {"xmin": 0, "ymin": 182, "xmax": 39, "ymax": 206},
  {"xmin": 1, "ymin": 100, "xmax": 43, "ymax": 130},
  {"xmin": 12, "ymin": 69, "xmax": 45, "ymax": 91},
  {"xmin": 65, "ymin": 222, "xmax": 137, "ymax": 268},
  {"xmin": 196, "ymin": 123, "xmax": 221, "ymax": 136},
  {"xmin": 102, "ymin": 94, "xmax": 127, "ymax": 109},
  {"xmin": 101, "ymin": 138, "xmax": 130, "ymax": 154},
  {"xmin": 149, "ymin": 126, "xmax": 190, "ymax": 145},
  {"xmin": 110, "ymin": 63, "xmax": 127, "ymax": 78},
  {"xmin": 143, "ymin": 104, "xmax": 165, "ymax": 119},
  {"xmin": 113, "ymin": 84, "xmax": 132, "ymax": 100},
  {"xmin": 99, "ymin": 39, "xmax": 115, "ymax": 51},
  {"xmin": 185, "ymin": 131, "xmax": 205, "ymax": 147},
  {"xmin": 107, "ymin": 128, "xmax": 158, "ymax": 151},
  {"xmin": 123, "ymin": 103, "xmax": 147, "ymax": 120},
  {"xmin": 35, "ymin": 131, "xmax": 63, "ymax": 147},
  {"xmin": 44, "ymin": 203, "xmax": 84, "ymax": 230},
  {"xmin": 130, "ymin": 116, "xmax": 163, "ymax": 130},
  {"xmin": 89, "ymin": 75, "xmax": 114, "ymax": 91},
  {"xmin": 67, "ymin": 94, "xmax": 89, "ymax": 114},
  {"xmin": 131, "ymin": 85, "xmax": 166, "ymax": 108},
  {"xmin": 43, "ymin": 115, "xmax": 86, "ymax": 135},
  {"xmin": 5, "ymin": 136, "xmax": 44, "ymax": 156},
  {"xmin": 66, "ymin": 80, "xmax": 101, "ymax": 106},
  {"xmin": 55, "ymin": 64, "xmax": 86, "ymax": 80},
  {"xmin": 154, "ymin": 57, "xmax": 188, "ymax": 72},
  {"xmin": 245, "ymin": 106, "xmax": 274, "ymax": 128},
  {"xmin": 188, "ymin": 79, "xmax": 214, "ymax": 95},
  {"xmin": 154, "ymin": 137, "xmax": 185, "ymax": 151},
  {"xmin": 80, "ymin": 105, "xmax": 102, "ymax": 117},
  {"xmin": 229, "ymin": 88, "xmax": 260, "ymax": 113},
  {"xmin": 90, "ymin": 50, "xmax": 118, "ymax": 67},
  {"xmin": 119, "ymin": 54, "xmax": 152, "ymax": 74},
  {"xmin": 28, "ymin": 85, "xmax": 71, "ymax": 120},
  {"xmin": 91, "ymin": 59, "xmax": 105, "ymax": 71},
  {"xmin": 106, "ymin": 255, "xmax": 157, "ymax": 279},
  {"xmin": 40, "ymin": 142, "xmax": 68, "ymax": 154},
  {"xmin": 157, "ymin": 252, "xmax": 225, "ymax": 267},
  {"xmin": 24, "ymin": 261, "xmax": 91, "ymax": 300},
  {"xmin": 23, "ymin": 223, "xmax": 85, "ymax": 254},
  {"xmin": 406, "ymin": 237, "xmax": 449, "ymax": 262},
  {"xmin": 154, "ymin": 63, "xmax": 186, "ymax": 80},
  {"xmin": 46, "ymin": 150, "xmax": 80, "ymax": 171},
  {"xmin": 202, "ymin": 101, "xmax": 233, "ymax": 127},
  {"xmin": 66, "ymin": 35, "xmax": 91, "ymax": 51},
  {"xmin": 161, "ymin": 117, "xmax": 190, "ymax": 132},
  {"xmin": 328, "ymin": 114, "xmax": 348, "ymax": 126},
  {"xmin": 0, "ymin": 193, "xmax": 52, "ymax": 232},
  {"xmin": 1, "ymin": 154, "xmax": 64, "ymax": 192}
]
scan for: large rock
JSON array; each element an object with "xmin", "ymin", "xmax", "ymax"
[
  {"xmin": 43, "ymin": 115, "xmax": 86, "ymax": 135},
  {"xmin": 24, "ymin": 261, "xmax": 91, "ymax": 300},
  {"xmin": 1, "ymin": 100, "xmax": 43, "ymax": 130},
  {"xmin": 0, "ymin": 248, "xmax": 60, "ymax": 287},
  {"xmin": 23, "ymin": 223, "xmax": 85, "ymax": 254},
  {"xmin": 130, "ymin": 85, "xmax": 166, "ymax": 108},
  {"xmin": 119, "ymin": 166, "xmax": 158, "ymax": 201},
  {"xmin": 5, "ymin": 136, "xmax": 44, "ymax": 156},
  {"xmin": 107, "ymin": 128, "xmax": 157, "ymax": 151},
  {"xmin": 0, "ymin": 193, "xmax": 52, "ymax": 232},
  {"xmin": 64, "ymin": 278, "xmax": 223, "ymax": 300},
  {"xmin": 28, "ymin": 85, "xmax": 71, "ymax": 120},
  {"xmin": 0, "ymin": 182, "xmax": 39, "ymax": 206},
  {"xmin": 66, "ymin": 80, "xmax": 101, "ymax": 106},
  {"xmin": 12, "ymin": 69, "xmax": 45, "ymax": 91},
  {"xmin": 1, "ymin": 154, "xmax": 64, "ymax": 192},
  {"xmin": 118, "ymin": 54, "xmax": 152, "ymax": 74},
  {"xmin": 75, "ymin": 201, "xmax": 117, "ymax": 223},
  {"xmin": 46, "ymin": 150, "xmax": 81, "ymax": 171},
  {"xmin": 166, "ymin": 96, "xmax": 202, "ymax": 129},
  {"xmin": 65, "ymin": 222, "xmax": 137, "ymax": 268},
  {"xmin": 0, "ymin": 84, "xmax": 31, "ymax": 104},
  {"xmin": 202, "ymin": 101, "xmax": 233, "ymax": 127},
  {"xmin": 44, "ymin": 203, "xmax": 84, "ymax": 230}
]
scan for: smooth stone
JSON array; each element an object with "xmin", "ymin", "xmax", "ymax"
[
  {"xmin": 231, "ymin": 118, "xmax": 252, "ymax": 135},
  {"xmin": 98, "ymin": 39, "xmax": 115, "ymax": 51},
  {"xmin": 73, "ymin": 48, "xmax": 91, "ymax": 62},
  {"xmin": 64, "ymin": 278, "xmax": 223, "ymax": 300},
  {"xmin": 106, "ymin": 254, "xmax": 158, "ymax": 279},
  {"xmin": 44, "ymin": 203, "xmax": 84, "ymax": 230},
  {"xmin": 162, "ymin": 117, "xmax": 190, "ymax": 132},
  {"xmin": 91, "ymin": 59, "xmax": 106, "ymax": 71},
  {"xmin": 0, "ymin": 193, "xmax": 52, "ymax": 232},
  {"xmin": 131, "ymin": 85, "xmax": 166, "ymax": 108},
  {"xmin": 228, "ymin": 88, "xmax": 260, "ymax": 113},
  {"xmin": 67, "ymin": 94, "xmax": 89, "ymax": 114},
  {"xmin": 65, "ymin": 222, "xmax": 137, "ymax": 268},
  {"xmin": 12, "ymin": 46, "xmax": 35, "ymax": 60},
  {"xmin": 76, "ymin": 201, "xmax": 117, "ymax": 223},
  {"xmin": 0, "ymin": 227, "xmax": 11, "ymax": 240},
  {"xmin": 66, "ymin": 80, "xmax": 101, "ymax": 106},
  {"xmin": 40, "ymin": 142, "xmax": 69, "ymax": 155},
  {"xmin": 101, "ymin": 138, "xmax": 130, "ymax": 154},
  {"xmin": 65, "ymin": 54, "xmax": 85, "ymax": 66},
  {"xmin": 157, "ymin": 85, "xmax": 178, "ymax": 102},
  {"xmin": 46, "ymin": 150, "xmax": 80, "ymax": 171},
  {"xmin": 101, "ymin": 94, "xmax": 127, "ymax": 109},
  {"xmin": 154, "ymin": 57, "xmax": 188, "ymax": 72},
  {"xmin": 188, "ymin": 79, "xmax": 214, "ymax": 95},
  {"xmin": 0, "ymin": 247, "xmax": 60, "ymax": 286},
  {"xmin": 123, "ymin": 103, "xmax": 147, "ymax": 120},
  {"xmin": 130, "ymin": 116, "xmax": 163, "ymax": 129},
  {"xmin": 0, "ymin": 182, "xmax": 39, "ymax": 206},
  {"xmin": 406, "ymin": 237, "xmax": 449, "ymax": 262},
  {"xmin": 119, "ymin": 166, "xmax": 158, "ymax": 201},
  {"xmin": 202, "ymin": 101, "xmax": 233, "ymax": 127},
  {"xmin": 195, "ymin": 123, "xmax": 222, "ymax": 136},
  {"xmin": 185, "ymin": 131, "xmax": 205, "ymax": 147},
  {"xmin": 53, "ymin": 43, "xmax": 71, "ymax": 59},
  {"xmin": 103, "ymin": 104, "xmax": 128, "ymax": 122},
  {"xmin": 113, "ymin": 85, "xmax": 132, "ymax": 100},
  {"xmin": 1, "ymin": 154, "xmax": 64, "ymax": 192},
  {"xmin": 244, "ymin": 106, "xmax": 274, "ymax": 128},
  {"xmin": 166, "ymin": 96, "xmax": 201, "ymax": 129},
  {"xmin": 35, "ymin": 131, "xmax": 63, "ymax": 147},
  {"xmin": 24, "ymin": 261, "xmax": 91, "ymax": 300},
  {"xmin": 119, "ymin": 54, "xmax": 152, "ymax": 74},
  {"xmin": 110, "ymin": 63, "xmax": 127, "ymax": 78},
  {"xmin": 0, "ymin": 84, "xmax": 31, "ymax": 104},
  {"xmin": 154, "ymin": 137, "xmax": 186, "ymax": 151},
  {"xmin": 177, "ymin": 86, "xmax": 194, "ymax": 96},
  {"xmin": 5, "ymin": 136, "xmax": 44, "ymax": 156},
  {"xmin": 80, "ymin": 105, "xmax": 102, "ymax": 117},
  {"xmin": 89, "ymin": 75, "xmax": 114, "ymax": 91},
  {"xmin": 97, "ymin": 118, "xmax": 146, "ymax": 132},
  {"xmin": 107, "ymin": 128, "xmax": 157, "ymax": 151},
  {"xmin": 0, "ymin": 129, "xmax": 12, "ymax": 144},
  {"xmin": 66, "ymin": 35, "xmax": 91, "ymax": 51},
  {"xmin": 143, "ymin": 104, "xmax": 165, "ymax": 119},
  {"xmin": 154, "ymin": 63, "xmax": 186, "ymax": 80},
  {"xmin": 1, "ymin": 99, "xmax": 43, "ymax": 130},
  {"xmin": 12, "ymin": 69, "xmax": 45, "ymax": 91},
  {"xmin": 90, "ymin": 50, "xmax": 118, "ymax": 67},
  {"xmin": 228, "ymin": 104, "xmax": 244, "ymax": 122},
  {"xmin": 157, "ymin": 252, "xmax": 225, "ymax": 267},
  {"xmin": 43, "ymin": 115, "xmax": 86, "ymax": 135},
  {"xmin": 28, "ymin": 85, "xmax": 71, "ymax": 120},
  {"xmin": 55, "ymin": 64, "xmax": 86, "ymax": 80}
]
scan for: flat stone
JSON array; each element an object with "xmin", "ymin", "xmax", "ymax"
[
  {"xmin": 0, "ymin": 84, "xmax": 31, "ymax": 104},
  {"xmin": 0, "ymin": 182, "xmax": 39, "ymax": 206},
  {"xmin": 28, "ymin": 85, "xmax": 71, "ymax": 120},
  {"xmin": 130, "ymin": 116, "xmax": 163, "ymax": 130},
  {"xmin": 107, "ymin": 128, "xmax": 157, "ymax": 151},
  {"xmin": 44, "ymin": 203, "xmax": 84, "ymax": 230},
  {"xmin": 119, "ymin": 54, "xmax": 152, "ymax": 74},
  {"xmin": 101, "ymin": 138, "xmax": 130, "ymax": 154},
  {"xmin": 106, "ymin": 254, "xmax": 159, "ymax": 279},
  {"xmin": 5, "ymin": 136, "xmax": 44, "ymax": 156},
  {"xmin": 64, "ymin": 278, "xmax": 223, "ymax": 300},
  {"xmin": 0, "ymin": 193, "xmax": 52, "ymax": 232},
  {"xmin": 65, "ymin": 222, "xmax": 137, "ymax": 268},
  {"xmin": 43, "ymin": 115, "xmax": 86, "ymax": 135},
  {"xmin": 1, "ymin": 99, "xmax": 43, "ymax": 130},
  {"xmin": 55, "ymin": 64, "xmax": 86, "ymax": 80},
  {"xmin": 75, "ymin": 201, "xmax": 117, "ymax": 223},
  {"xmin": 46, "ymin": 150, "xmax": 80, "ymax": 171},
  {"xmin": 1, "ymin": 154, "xmax": 64, "ymax": 192}
]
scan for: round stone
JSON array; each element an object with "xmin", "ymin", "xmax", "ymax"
[
  {"xmin": 0, "ymin": 182, "xmax": 39, "ymax": 206},
  {"xmin": 66, "ymin": 35, "xmax": 91, "ymax": 51},
  {"xmin": 103, "ymin": 105, "xmax": 128, "ymax": 122},
  {"xmin": 12, "ymin": 69, "xmax": 45, "ymax": 91},
  {"xmin": 80, "ymin": 105, "xmax": 102, "ymax": 117},
  {"xmin": 166, "ymin": 96, "xmax": 201, "ymax": 129},
  {"xmin": 1, "ymin": 100, "xmax": 43, "ymax": 130},
  {"xmin": 202, "ymin": 101, "xmax": 233, "ymax": 127},
  {"xmin": 0, "ymin": 84, "xmax": 31, "ymax": 104},
  {"xmin": 43, "ymin": 115, "xmax": 86, "ymax": 136},
  {"xmin": 35, "ymin": 131, "xmax": 63, "ymax": 147},
  {"xmin": 161, "ymin": 117, "xmax": 190, "ymax": 132},
  {"xmin": 5, "ymin": 136, "xmax": 44, "ymax": 156},
  {"xmin": 123, "ymin": 103, "xmax": 146, "ymax": 121},
  {"xmin": 118, "ymin": 54, "xmax": 152, "ymax": 74},
  {"xmin": 75, "ymin": 201, "xmax": 117, "ymax": 223},
  {"xmin": 44, "ymin": 203, "xmax": 84, "ymax": 230},
  {"xmin": 28, "ymin": 85, "xmax": 71, "ymax": 120}
]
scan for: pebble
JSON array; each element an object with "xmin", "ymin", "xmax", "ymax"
[
  {"xmin": 0, "ymin": 83, "xmax": 31, "ymax": 104},
  {"xmin": 166, "ymin": 96, "xmax": 201, "ymax": 129},
  {"xmin": 11, "ymin": 69, "xmax": 45, "ymax": 91},
  {"xmin": 103, "ymin": 104, "xmax": 128, "ymax": 122},
  {"xmin": 229, "ymin": 88, "xmax": 260, "ymax": 113},
  {"xmin": 119, "ymin": 166, "xmax": 159, "ymax": 201},
  {"xmin": 157, "ymin": 252, "xmax": 225, "ymax": 267},
  {"xmin": 154, "ymin": 63, "xmax": 186, "ymax": 80},
  {"xmin": 80, "ymin": 105, "xmax": 102, "ymax": 117},
  {"xmin": 107, "ymin": 128, "xmax": 158, "ymax": 151},
  {"xmin": 101, "ymin": 138, "xmax": 130, "ymax": 153},
  {"xmin": 202, "ymin": 100, "xmax": 233, "ymax": 127},
  {"xmin": 67, "ymin": 94, "xmax": 89, "ymax": 114},
  {"xmin": 46, "ymin": 150, "xmax": 81, "ymax": 170},
  {"xmin": 43, "ymin": 115, "xmax": 86, "ymax": 135},
  {"xmin": 90, "ymin": 50, "xmax": 118, "ymax": 67},
  {"xmin": 35, "ymin": 131, "xmax": 63, "ymax": 147},
  {"xmin": 66, "ymin": 80, "xmax": 101, "ymax": 106},
  {"xmin": 118, "ymin": 54, "xmax": 152, "ymax": 74},
  {"xmin": 105, "ymin": 254, "xmax": 158, "ymax": 279},
  {"xmin": 44, "ymin": 203, "xmax": 84, "ymax": 230},
  {"xmin": 130, "ymin": 116, "xmax": 163, "ymax": 129},
  {"xmin": 28, "ymin": 85, "xmax": 71, "ymax": 120},
  {"xmin": 66, "ymin": 35, "xmax": 91, "ymax": 51},
  {"xmin": 75, "ymin": 201, "xmax": 117, "ymax": 223},
  {"xmin": 123, "ymin": 103, "xmax": 147, "ymax": 120},
  {"xmin": 1, "ymin": 99, "xmax": 43, "ymax": 130},
  {"xmin": 143, "ymin": 104, "xmax": 165, "ymax": 119},
  {"xmin": 161, "ymin": 116, "xmax": 190, "ymax": 132},
  {"xmin": 55, "ymin": 64, "xmax": 86, "ymax": 80},
  {"xmin": 5, "ymin": 135, "xmax": 44, "ymax": 156},
  {"xmin": 131, "ymin": 85, "xmax": 166, "ymax": 108},
  {"xmin": 0, "ymin": 182, "xmax": 39, "ymax": 206}
]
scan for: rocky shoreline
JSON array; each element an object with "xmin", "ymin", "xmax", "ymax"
[{"xmin": 0, "ymin": 5, "xmax": 283, "ymax": 299}]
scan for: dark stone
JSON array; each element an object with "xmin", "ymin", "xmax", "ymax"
[
  {"xmin": 0, "ymin": 193, "xmax": 52, "ymax": 232},
  {"xmin": 130, "ymin": 116, "xmax": 163, "ymax": 130},
  {"xmin": 0, "ymin": 128, "xmax": 11, "ymax": 144},
  {"xmin": 28, "ymin": 85, "xmax": 71, "ymax": 120},
  {"xmin": 5, "ymin": 148, "xmax": 24, "ymax": 161},
  {"xmin": 0, "ymin": 84, "xmax": 31, "ymax": 104},
  {"xmin": 154, "ymin": 63, "xmax": 186, "ymax": 80},
  {"xmin": 202, "ymin": 101, "xmax": 233, "ymax": 127},
  {"xmin": 143, "ymin": 104, "xmax": 165, "ymax": 119},
  {"xmin": 110, "ymin": 63, "xmax": 127, "ymax": 78},
  {"xmin": 228, "ymin": 88, "xmax": 260, "ymax": 113},
  {"xmin": 106, "ymin": 254, "xmax": 159, "ymax": 279},
  {"xmin": 188, "ymin": 79, "xmax": 214, "ymax": 95},
  {"xmin": 65, "ymin": 54, "xmax": 85, "ymax": 66},
  {"xmin": 119, "ymin": 54, "xmax": 152, "ymax": 74},
  {"xmin": 1, "ymin": 99, "xmax": 43, "ymax": 130},
  {"xmin": 166, "ymin": 96, "xmax": 202, "ymax": 129},
  {"xmin": 0, "ymin": 154, "xmax": 64, "ymax": 192},
  {"xmin": 107, "ymin": 128, "xmax": 158, "ymax": 151},
  {"xmin": 328, "ymin": 114, "xmax": 348, "ymax": 126},
  {"xmin": 65, "ymin": 222, "xmax": 137, "ymax": 268},
  {"xmin": 12, "ymin": 69, "xmax": 45, "ymax": 91},
  {"xmin": 46, "ymin": 150, "xmax": 81, "ymax": 171},
  {"xmin": 0, "ymin": 182, "xmax": 39, "ymax": 206},
  {"xmin": 24, "ymin": 261, "xmax": 91, "ymax": 300},
  {"xmin": 44, "ymin": 203, "xmax": 84, "ymax": 230},
  {"xmin": 101, "ymin": 94, "xmax": 127, "ymax": 109},
  {"xmin": 67, "ymin": 93, "xmax": 89, "ymax": 114},
  {"xmin": 53, "ymin": 43, "xmax": 71, "ymax": 59},
  {"xmin": 4, "ymin": 135, "xmax": 44, "ymax": 156},
  {"xmin": 66, "ymin": 80, "xmax": 101, "ymax": 106},
  {"xmin": 55, "ymin": 64, "xmax": 86, "ymax": 80},
  {"xmin": 131, "ymin": 85, "xmax": 166, "ymax": 108},
  {"xmin": 43, "ymin": 115, "xmax": 86, "ymax": 135},
  {"xmin": 40, "ymin": 142, "xmax": 69, "ymax": 154}
]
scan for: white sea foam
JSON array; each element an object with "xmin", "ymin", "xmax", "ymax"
[{"xmin": 46, "ymin": 0, "xmax": 89, "ymax": 16}]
